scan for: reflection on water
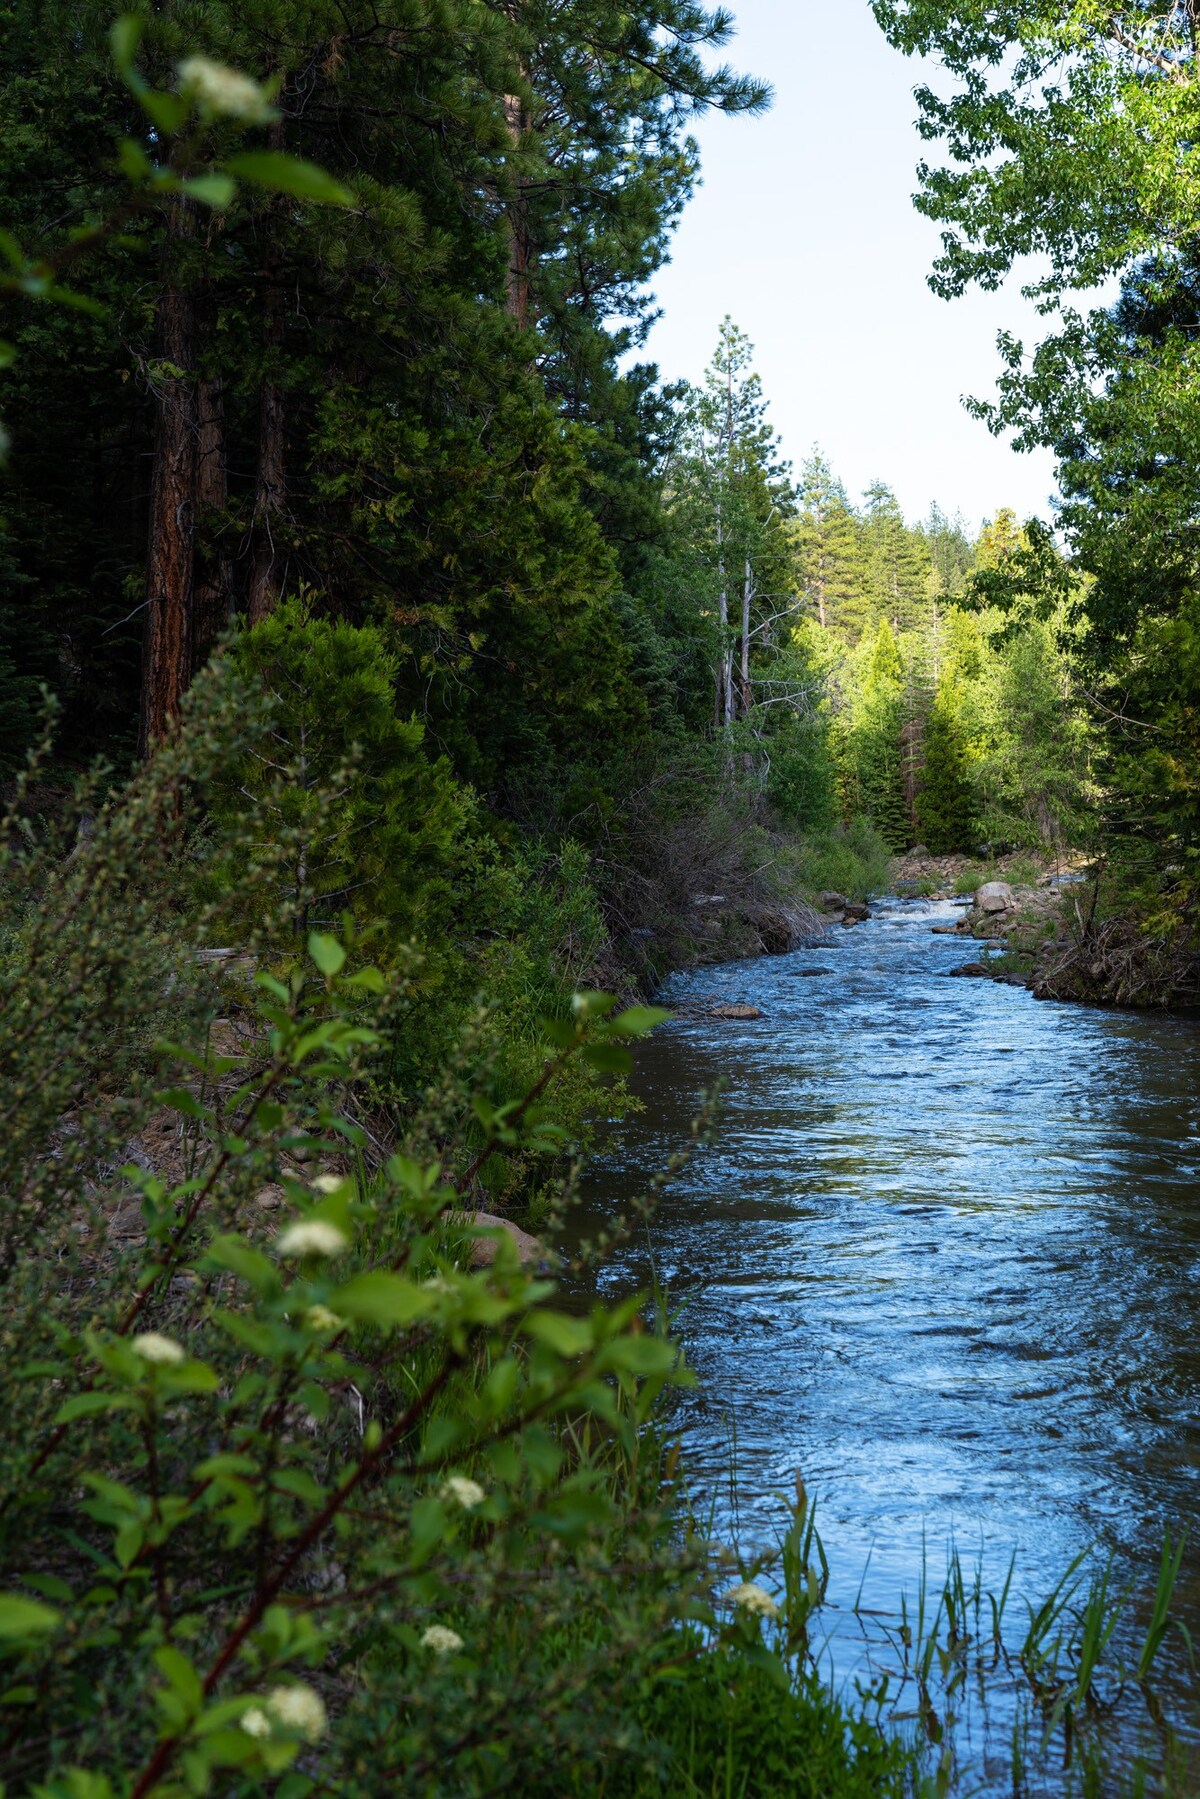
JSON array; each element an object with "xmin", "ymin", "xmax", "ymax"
[{"xmin": 580, "ymin": 897, "xmax": 1200, "ymax": 1781}]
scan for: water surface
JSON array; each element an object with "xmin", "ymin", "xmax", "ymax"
[{"xmin": 584, "ymin": 897, "xmax": 1200, "ymax": 1778}]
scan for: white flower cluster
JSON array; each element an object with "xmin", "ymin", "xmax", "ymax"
[
  {"xmin": 241, "ymin": 1683, "xmax": 328, "ymax": 1743},
  {"xmin": 177, "ymin": 55, "xmax": 275, "ymax": 125},
  {"xmin": 131, "ymin": 1332, "xmax": 185, "ymax": 1366},
  {"xmin": 275, "ymin": 1218, "xmax": 348, "ymax": 1260},
  {"xmin": 421, "ymin": 1624, "xmax": 463, "ymax": 1656},
  {"xmin": 304, "ymin": 1304, "xmax": 346, "ymax": 1333},
  {"xmin": 441, "ymin": 1475, "xmax": 485, "ymax": 1511},
  {"xmin": 722, "ymin": 1581, "xmax": 780, "ymax": 1620}
]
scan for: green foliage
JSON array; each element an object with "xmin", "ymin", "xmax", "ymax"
[
  {"xmin": 606, "ymin": 1654, "xmax": 911, "ymax": 1798},
  {"xmin": 790, "ymin": 818, "xmax": 893, "ymax": 904},
  {"xmin": 218, "ymin": 600, "xmax": 467, "ymax": 939},
  {"xmin": 838, "ymin": 620, "xmax": 911, "ymax": 850},
  {"xmin": 871, "ymin": 0, "xmax": 1200, "ymax": 932},
  {"xmin": 0, "ymin": 699, "xmax": 921, "ymax": 1798},
  {"xmin": 918, "ymin": 687, "xmax": 975, "ymax": 854}
]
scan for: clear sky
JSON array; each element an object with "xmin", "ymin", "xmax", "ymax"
[{"xmin": 640, "ymin": 0, "xmax": 1062, "ymax": 536}]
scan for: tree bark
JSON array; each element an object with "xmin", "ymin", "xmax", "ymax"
[
  {"xmin": 139, "ymin": 199, "xmax": 196, "ymax": 758},
  {"xmin": 739, "ymin": 555, "xmax": 752, "ymax": 716},
  {"xmin": 193, "ymin": 374, "xmax": 232, "ymax": 668},
  {"xmin": 503, "ymin": 90, "xmax": 532, "ymax": 327},
  {"xmin": 247, "ymin": 121, "xmax": 289, "ymax": 625}
]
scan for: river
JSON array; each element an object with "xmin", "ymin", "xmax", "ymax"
[{"xmin": 585, "ymin": 894, "xmax": 1200, "ymax": 1789}]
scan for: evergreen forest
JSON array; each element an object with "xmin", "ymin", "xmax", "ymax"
[{"xmin": 1, "ymin": 1, "xmax": 1199, "ymax": 1794}]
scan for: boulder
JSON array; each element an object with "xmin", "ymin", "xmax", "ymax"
[
  {"xmin": 819, "ymin": 890, "xmax": 848, "ymax": 913},
  {"xmin": 790, "ymin": 967, "xmax": 830, "ymax": 978},
  {"xmin": 975, "ymin": 881, "xmax": 1014, "ymax": 914},
  {"xmin": 949, "ymin": 961, "xmax": 993, "ymax": 978},
  {"xmin": 931, "ymin": 924, "xmax": 961, "ymax": 936},
  {"xmin": 708, "ymin": 1003, "xmax": 765, "ymax": 1020},
  {"xmin": 466, "ymin": 1211, "xmax": 544, "ymax": 1270},
  {"xmin": 842, "ymin": 900, "xmax": 870, "ymax": 921}
]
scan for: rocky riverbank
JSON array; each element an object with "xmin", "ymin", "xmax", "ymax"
[
  {"xmin": 890, "ymin": 850, "xmax": 1200, "ymax": 1009},
  {"xmin": 888, "ymin": 850, "xmax": 1088, "ymax": 997}
]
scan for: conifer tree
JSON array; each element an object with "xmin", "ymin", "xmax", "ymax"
[
  {"xmin": 862, "ymin": 482, "xmax": 930, "ymax": 638},
  {"xmin": 792, "ymin": 450, "xmax": 868, "ymax": 638}
]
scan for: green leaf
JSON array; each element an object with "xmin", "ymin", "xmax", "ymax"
[
  {"xmin": 226, "ymin": 152, "xmax": 354, "ymax": 208},
  {"xmin": 331, "ymin": 1271, "xmax": 432, "ymax": 1329},
  {"xmin": 156, "ymin": 1644, "xmax": 203, "ymax": 1716},
  {"xmin": 109, "ymin": 14, "xmax": 143, "ymax": 67},
  {"xmin": 204, "ymin": 1235, "xmax": 280, "ymax": 1298},
  {"xmin": 181, "ymin": 174, "xmax": 236, "ymax": 210},
  {"xmin": 139, "ymin": 89, "xmax": 187, "ymax": 136},
  {"xmin": 0, "ymin": 340, "xmax": 16, "ymax": 370},
  {"xmin": 117, "ymin": 138, "xmax": 151, "ymax": 180},
  {"xmin": 581, "ymin": 1042, "xmax": 632, "ymax": 1076},
  {"xmin": 599, "ymin": 1335, "xmax": 679, "ymax": 1377},
  {"xmin": 571, "ymin": 991, "xmax": 617, "ymax": 1019},
  {"xmin": 161, "ymin": 1086, "xmax": 206, "ymax": 1119},
  {"xmin": 307, "ymin": 931, "xmax": 346, "ymax": 976},
  {"xmin": 55, "ymin": 1390, "xmax": 131, "ymax": 1424},
  {"xmin": 606, "ymin": 1006, "xmax": 671, "ymax": 1038},
  {"xmin": 0, "ymin": 1594, "xmax": 61, "ymax": 1640},
  {"xmin": 524, "ymin": 1311, "xmax": 593, "ymax": 1357}
]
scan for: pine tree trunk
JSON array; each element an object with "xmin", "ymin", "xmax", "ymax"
[
  {"xmin": 193, "ymin": 373, "xmax": 232, "ymax": 668},
  {"xmin": 504, "ymin": 90, "xmax": 532, "ymax": 327},
  {"xmin": 247, "ymin": 122, "xmax": 288, "ymax": 625},
  {"xmin": 139, "ymin": 199, "xmax": 196, "ymax": 758}
]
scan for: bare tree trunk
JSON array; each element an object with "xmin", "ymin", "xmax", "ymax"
[
  {"xmin": 139, "ymin": 199, "xmax": 196, "ymax": 758},
  {"xmin": 247, "ymin": 121, "xmax": 288, "ymax": 625},
  {"xmin": 739, "ymin": 556, "xmax": 752, "ymax": 716},
  {"xmin": 193, "ymin": 374, "xmax": 232, "ymax": 668},
  {"xmin": 715, "ymin": 582, "xmax": 730, "ymax": 728}
]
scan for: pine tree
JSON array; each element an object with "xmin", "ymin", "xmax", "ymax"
[
  {"xmin": 838, "ymin": 618, "xmax": 910, "ymax": 849},
  {"xmin": 917, "ymin": 677, "xmax": 976, "ymax": 852},
  {"xmin": 862, "ymin": 482, "xmax": 930, "ymax": 638},
  {"xmin": 791, "ymin": 449, "xmax": 868, "ymax": 639}
]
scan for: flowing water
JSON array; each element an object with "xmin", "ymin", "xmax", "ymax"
[{"xmin": 583, "ymin": 895, "xmax": 1200, "ymax": 1787}]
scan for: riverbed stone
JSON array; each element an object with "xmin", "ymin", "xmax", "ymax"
[
  {"xmin": 466, "ymin": 1212, "xmax": 543, "ymax": 1269},
  {"xmin": 949, "ymin": 961, "xmax": 993, "ymax": 978},
  {"xmin": 975, "ymin": 881, "xmax": 1014, "ymax": 913},
  {"xmin": 708, "ymin": 1003, "xmax": 765, "ymax": 1020}
]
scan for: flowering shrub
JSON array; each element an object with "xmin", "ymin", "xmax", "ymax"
[{"xmin": 0, "ymin": 662, "xmax": 912, "ymax": 1797}]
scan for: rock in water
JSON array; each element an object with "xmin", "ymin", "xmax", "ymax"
[
  {"xmin": 975, "ymin": 881, "xmax": 1014, "ymax": 913},
  {"xmin": 708, "ymin": 1003, "xmax": 765, "ymax": 1020},
  {"xmin": 949, "ymin": 962, "xmax": 993, "ymax": 978},
  {"xmin": 790, "ymin": 967, "xmax": 830, "ymax": 978}
]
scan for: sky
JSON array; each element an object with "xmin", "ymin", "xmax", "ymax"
[{"xmin": 640, "ymin": 0, "xmax": 1063, "ymax": 535}]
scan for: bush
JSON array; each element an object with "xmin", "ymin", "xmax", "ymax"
[
  {"xmin": 791, "ymin": 818, "xmax": 893, "ymax": 902},
  {"xmin": 0, "ymin": 683, "xmax": 917, "ymax": 1798},
  {"xmin": 214, "ymin": 599, "xmax": 469, "ymax": 944}
]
